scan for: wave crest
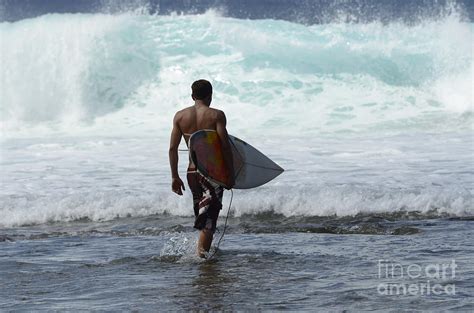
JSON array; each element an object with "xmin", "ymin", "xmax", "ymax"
[{"xmin": 1, "ymin": 11, "xmax": 472, "ymax": 137}]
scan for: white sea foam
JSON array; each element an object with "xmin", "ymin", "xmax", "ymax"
[
  {"xmin": 0, "ymin": 12, "xmax": 473, "ymax": 226},
  {"xmin": 1, "ymin": 133, "xmax": 472, "ymax": 227}
]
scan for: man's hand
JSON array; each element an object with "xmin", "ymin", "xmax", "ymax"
[{"xmin": 172, "ymin": 177, "xmax": 185, "ymax": 195}]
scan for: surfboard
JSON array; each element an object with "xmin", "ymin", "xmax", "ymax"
[{"xmin": 189, "ymin": 130, "xmax": 284, "ymax": 189}]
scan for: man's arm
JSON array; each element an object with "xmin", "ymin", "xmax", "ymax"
[
  {"xmin": 216, "ymin": 110, "xmax": 235, "ymax": 189},
  {"xmin": 169, "ymin": 113, "xmax": 185, "ymax": 195}
]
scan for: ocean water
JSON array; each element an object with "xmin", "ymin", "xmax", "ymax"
[{"xmin": 1, "ymin": 5, "xmax": 473, "ymax": 311}]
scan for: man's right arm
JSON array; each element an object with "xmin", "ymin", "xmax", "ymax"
[
  {"xmin": 216, "ymin": 110, "xmax": 235, "ymax": 188},
  {"xmin": 169, "ymin": 112, "xmax": 185, "ymax": 195}
]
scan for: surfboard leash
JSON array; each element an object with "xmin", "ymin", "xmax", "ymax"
[{"xmin": 209, "ymin": 188, "xmax": 233, "ymax": 259}]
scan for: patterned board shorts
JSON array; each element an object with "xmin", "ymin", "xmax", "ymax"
[{"xmin": 187, "ymin": 170, "xmax": 224, "ymax": 233}]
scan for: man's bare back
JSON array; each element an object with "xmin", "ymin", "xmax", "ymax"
[
  {"xmin": 169, "ymin": 102, "xmax": 233, "ymax": 187},
  {"xmin": 174, "ymin": 105, "xmax": 226, "ymax": 149}
]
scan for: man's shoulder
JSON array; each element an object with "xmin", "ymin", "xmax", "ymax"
[
  {"xmin": 174, "ymin": 106, "xmax": 193, "ymax": 118},
  {"xmin": 177, "ymin": 106, "xmax": 194, "ymax": 113},
  {"xmin": 208, "ymin": 107, "xmax": 225, "ymax": 119}
]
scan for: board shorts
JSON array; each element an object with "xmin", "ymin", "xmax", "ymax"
[{"xmin": 187, "ymin": 169, "xmax": 223, "ymax": 233}]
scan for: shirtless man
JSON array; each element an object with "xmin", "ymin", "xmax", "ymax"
[{"xmin": 169, "ymin": 79, "xmax": 234, "ymax": 257}]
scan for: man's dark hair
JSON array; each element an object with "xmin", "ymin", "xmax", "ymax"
[{"xmin": 191, "ymin": 79, "xmax": 212, "ymax": 100}]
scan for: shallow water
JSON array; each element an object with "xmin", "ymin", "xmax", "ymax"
[{"xmin": 1, "ymin": 216, "xmax": 473, "ymax": 311}]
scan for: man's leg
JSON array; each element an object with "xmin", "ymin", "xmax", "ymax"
[
  {"xmin": 197, "ymin": 229, "xmax": 213, "ymax": 257},
  {"xmin": 193, "ymin": 176, "xmax": 223, "ymax": 258}
]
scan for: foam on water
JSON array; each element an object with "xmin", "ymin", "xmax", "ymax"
[{"xmin": 1, "ymin": 132, "xmax": 472, "ymax": 227}]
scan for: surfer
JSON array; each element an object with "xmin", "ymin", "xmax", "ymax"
[{"xmin": 169, "ymin": 79, "xmax": 234, "ymax": 258}]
